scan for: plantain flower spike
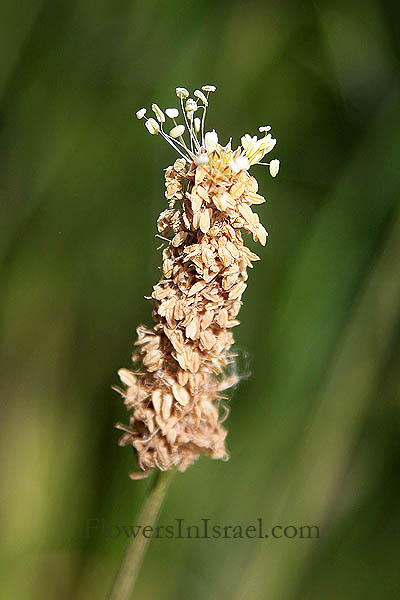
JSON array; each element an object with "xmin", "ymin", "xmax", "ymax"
[{"xmin": 116, "ymin": 84, "xmax": 280, "ymax": 479}]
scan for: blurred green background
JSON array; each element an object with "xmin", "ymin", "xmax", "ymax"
[{"xmin": 1, "ymin": 0, "xmax": 400, "ymax": 598}]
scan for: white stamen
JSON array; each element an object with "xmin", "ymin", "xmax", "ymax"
[
  {"xmin": 165, "ymin": 108, "xmax": 179, "ymax": 119},
  {"xmin": 241, "ymin": 133, "xmax": 276, "ymax": 165},
  {"xmin": 152, "ymin": 103, "xmax": 165, "ymax": 123},
  {"xmin": 269, "ymin": 159, "xmax": 280, "ymax": 178},
  {"xmin": 194, "ymin": 89, "xmax": 208, "ymax": 106},
  {"xmin": 176, "ymin": 87, "xmax": 189, "ymax": 99},
  {"xmin": 185, "ymin": 98, "xmax": 198, "ymax": 113},
  {"xmin": 136, "ymin": 108, "xmax": 146, "ymax": 119},
  {"xmin": 169, "ymin": 125, "xmax": 185, "ymax": 138},
  {"xmin": 145, "ymin": 118, "xmax": 160, "ymax": 135},
  {"xmin": 137, "ymin": 85, "xmax": 278, "ymax": 179}
]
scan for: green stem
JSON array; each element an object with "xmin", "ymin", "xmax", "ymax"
[{"xmin": 109, "ymin": 470, "xmax": 174, "ymax": 600}]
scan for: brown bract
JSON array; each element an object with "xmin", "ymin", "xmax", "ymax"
[{"xmin": 116, "ymin": 144, "xmax": 267, "ymax": 479}]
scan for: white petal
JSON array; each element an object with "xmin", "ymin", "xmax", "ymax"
[
  {"xmin": 205, "ymin": 130, "xmax": 218, "ymax": 152},
  {"xmin": 194, "ymin": 153, "xmax": 209, "ymax": 166}
]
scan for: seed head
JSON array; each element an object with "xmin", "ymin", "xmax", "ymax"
[{"xmin": 118, "ymin": 85, "xmax": 280, "ymax": 478}]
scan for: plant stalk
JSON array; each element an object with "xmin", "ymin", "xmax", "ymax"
[{"xmin": 109, "ymin": 470, "xmax": 174, "ymax": 600}]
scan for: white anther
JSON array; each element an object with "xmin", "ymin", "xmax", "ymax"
[
  {"xmin": 152, "ymin": 103, "xmax": 165, "ymax": 123},
  {"xmin": 269, "ymin": 159, "xmax": 280, "ymax": 177},
  {"xmin": 136, "ymin": 108, "xmax": 146, "ymax": 119},
  {"xmin": 145, "ymin": 118, "xmax": 160, "ymax": 135},
  {"xmin": 176, "ymin": 87, "xmax": 189, "ymax": 99},
  {"xmin": 185, "ymin": 98, "xmax": 198, "ymax": 113},
  {"xmin": 165, "ymin": 108, "xmax": 179, "ymax": 119},
  {"xmin": 194, "ymin": 89, "xmax": 208, "ymax": 106},
  {"xmin": 169, "ymin": 125, "xmax": 185, "ymax": 138}
]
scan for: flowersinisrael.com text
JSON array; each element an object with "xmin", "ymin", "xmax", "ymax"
[{"xmin": 86, "ymin": 518, "xmax": 320, "ymax": 540}]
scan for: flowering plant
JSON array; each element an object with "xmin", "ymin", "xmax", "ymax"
[{"xmin": 116, "ymin": 85, "xmax": 279, "ymax": 478}]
